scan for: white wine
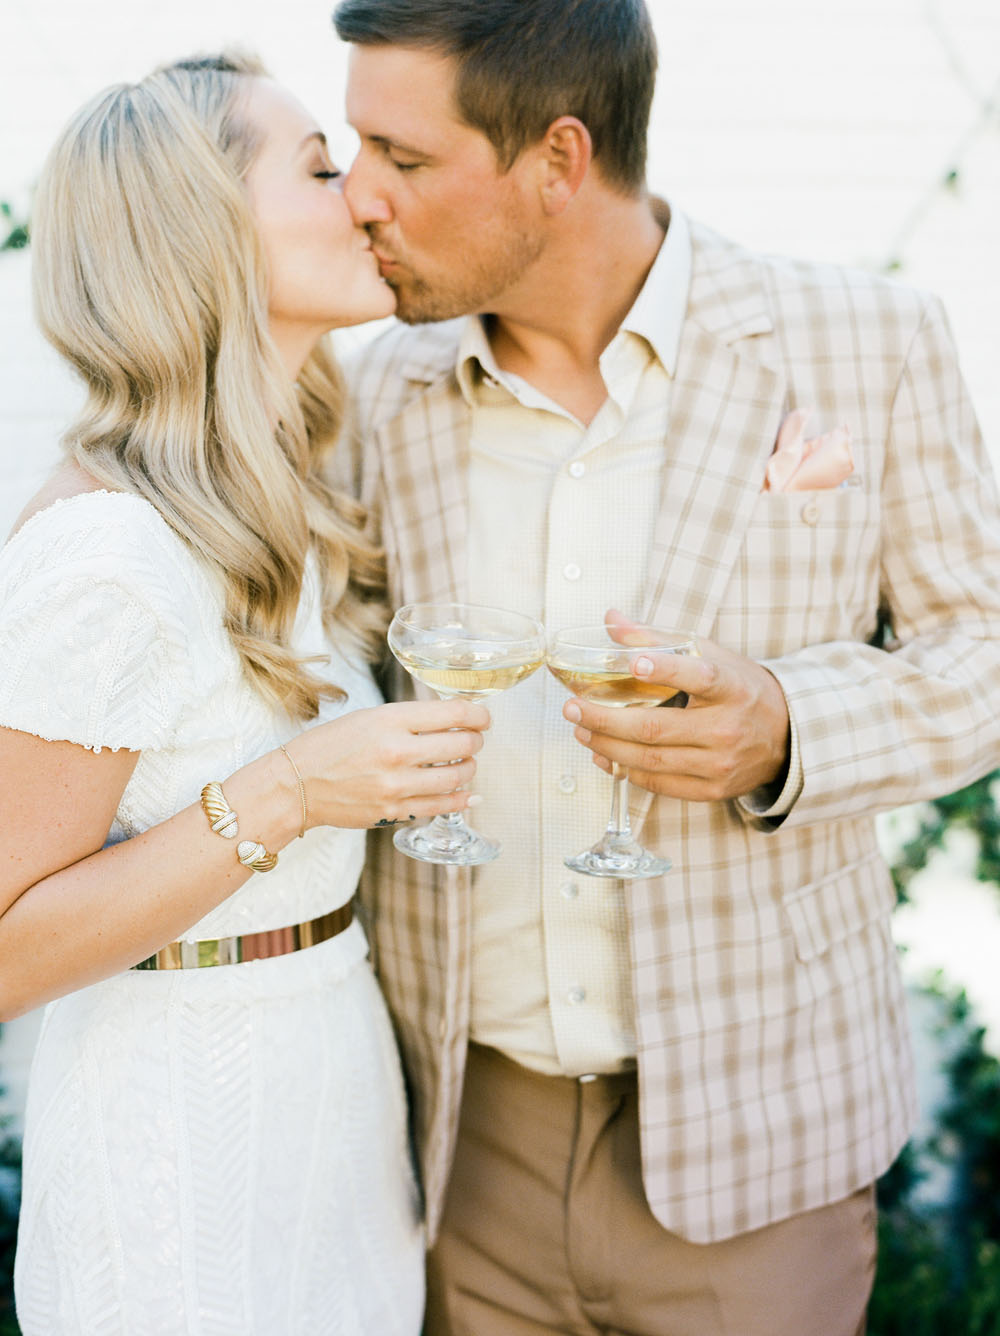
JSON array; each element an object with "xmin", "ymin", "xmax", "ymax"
[
  {"xmin": 385, "ymin": 603, "xmax": 545, "ymax": 867},
  {"xmin": 398, "ymin": 644, "xmax": 543, "ymax": 699},
  {"xmin": 546, "ymin": 624, "xmax": 694, "ymax": 880},
  {"xmin": 546, "ymin": 663, "xmax": 680, "ymax": 708}
]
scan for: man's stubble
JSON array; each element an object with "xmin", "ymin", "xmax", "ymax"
[{"xmin": 376, "ymin": 220, "xmax": 546, "ymax": 326}]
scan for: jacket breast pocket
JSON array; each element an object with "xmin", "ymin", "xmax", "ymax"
[{"xmin": 712, "ymin": 485, "xmax": 879, "ymax": 659}]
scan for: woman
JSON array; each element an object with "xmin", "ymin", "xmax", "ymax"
[{"xmin": 1, "ymin": 53, "xmax": 488, "ymax": 1334}]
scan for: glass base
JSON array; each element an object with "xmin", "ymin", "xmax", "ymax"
[
  {"xmin": 564, "ymin": 836, "xmax": 671, "ymax": 881},
  {"xmin": 393, "ymin": 816, "xmax": 500, "ymax": 866}
]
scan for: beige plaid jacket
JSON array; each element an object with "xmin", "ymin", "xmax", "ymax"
[{"xmin": 344, "ymin": 217, "xmax": 1000, "ymax": 1244}]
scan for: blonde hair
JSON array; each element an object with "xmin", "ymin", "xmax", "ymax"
[{"xmin": 31, "ymin": 53, "xmax": 385, "ymax": 720}]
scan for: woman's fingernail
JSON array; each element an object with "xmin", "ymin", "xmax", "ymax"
[
  {"xmin": 466, "ymin": 794, "xmax": 484, "ymax": 807},
  {"xmin": 565, "ymin": 703, "xmax": 582, "ymax": 723},
  {"xmin": 634, "ymin": 656, "xmax": 654, "ymax": 676}
]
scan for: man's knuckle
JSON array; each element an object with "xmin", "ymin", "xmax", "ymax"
[
  {"xmin": 643, "ymin": 746, "xmax": 668, "ymax": 772},
  {"xmin": 637, "ymin": 715, "xmax": 662, "ymax": 744}
]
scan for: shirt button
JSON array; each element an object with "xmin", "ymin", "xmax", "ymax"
[
  {"xmin": 560, "ymin": 880, "xmax": 579, "ymax": 900},
  {"xmin": 567, "ymin": 985, "xmax": 587, "ymax": 1005},
  {"xmin": 558, "ymin": 774, "xmax": 577, "ymax": 794},
  {"xmin": 800, "ymin": 500, "xmax": 820, "ymax": 525},
  {"xmin": 568, "ymin": 460, "xmax": 586, "ymax": 478},
  {"xmin": 563, "ymin": 562, "xmax": 581, "ymax": 581}
]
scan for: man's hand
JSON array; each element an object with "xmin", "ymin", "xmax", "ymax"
[{"xmin": 562, "ymin": 619, "xmax": 790, "ymax": 802}]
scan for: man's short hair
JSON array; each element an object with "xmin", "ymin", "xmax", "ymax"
[{"xmin": 332, "ymin": 0, "xmax": 656, "ymax": 194}]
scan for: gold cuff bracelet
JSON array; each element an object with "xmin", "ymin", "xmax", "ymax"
[{"xmin": 200, "ymin": 781, "xmax": 278, "ymax": 873}]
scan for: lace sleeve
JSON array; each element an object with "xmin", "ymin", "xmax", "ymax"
[{"xmin": 0, "ymin": 498, "xmax": 196, "ymax": 753}]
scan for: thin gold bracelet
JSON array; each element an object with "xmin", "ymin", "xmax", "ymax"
[
  {"xmin": 279, "ymin": 744, "xmax": 308, "ymax": 839},
  {"xmin": 200, "ymin": 781, "xmax": 278, "ymax": 873}
]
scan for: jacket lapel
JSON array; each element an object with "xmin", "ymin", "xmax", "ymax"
[
  {"xmin": 642, "ymin": 239, "xmax": 786, "ymax": 634},
  {"xmin": 374, "ymin": 345, "xmax": 471, "ymax": 608},
  {"xmin": 632, "ymin": 231, "xmax": 787, "ymax": 825}
]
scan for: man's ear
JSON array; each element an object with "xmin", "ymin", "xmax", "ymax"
[{"xmin": 535, "ymin": 116, "xmax": 592, "ymax": 215}]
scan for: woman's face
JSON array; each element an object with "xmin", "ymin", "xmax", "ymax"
[{"xmin": 242, "ymin": 78, "xmax": 396, "ymax": 372}]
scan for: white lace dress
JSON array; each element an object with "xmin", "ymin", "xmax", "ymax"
[{"xmin": 4, "ymin": 492, "xmax": 424, "ymax": 1336}]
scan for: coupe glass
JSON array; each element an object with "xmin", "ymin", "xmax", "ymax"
[
  {"xmin": 547, "ymin": 624, "xmax": 698, "ymax": 879},
  {"xmin": 388, "ymin": 602, "xmax": 546, "ymax": 865}
]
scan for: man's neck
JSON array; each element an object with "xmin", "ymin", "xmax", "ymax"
[{"xmin": 485, "ymin": 193, "xmax": 667, "ymax": 425}]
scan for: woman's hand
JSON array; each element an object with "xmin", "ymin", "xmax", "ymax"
[{"xmin": 284, "ymin": 698, "xmax": 491, "ymax": 829}]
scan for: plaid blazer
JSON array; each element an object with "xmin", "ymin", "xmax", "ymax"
[{"xmin": 344, "ymin": 217, "xmax": 1000, "ymax": 1244}]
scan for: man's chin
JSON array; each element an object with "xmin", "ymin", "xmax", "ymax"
[
  {"xmin": 395, "ymin": 301, "xmax": 454, "ymax": 326},
  {"xmin": 396, "ymin": 307, "xmax": 435, "ymax": 326},
  {"xmin": 391, "ymin": 280, "xmax": 468, "ymax": 326}
]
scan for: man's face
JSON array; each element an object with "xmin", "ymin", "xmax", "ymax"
[{"xmin": 343, "ymin": 44, "xmax": 545, "ymax": 324}]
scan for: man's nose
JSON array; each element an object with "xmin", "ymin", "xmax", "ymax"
[{"xmin": 343, "ymin": 158, "xmax": 393, "ymax": 227}]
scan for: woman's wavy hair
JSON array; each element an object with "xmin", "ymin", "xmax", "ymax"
[{"xmin": 31, "ymin": 52, "xmax": 385, "ymax": 720}]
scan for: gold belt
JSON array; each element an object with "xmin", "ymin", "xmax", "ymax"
[{"xmin": 132, "ymin": 900, "xmax": 354, "ymax": 971}]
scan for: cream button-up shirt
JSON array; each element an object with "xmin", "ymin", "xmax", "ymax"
[{"xmin": 459, "ymin": 206, "xmax": 799, "ymax": 1076}]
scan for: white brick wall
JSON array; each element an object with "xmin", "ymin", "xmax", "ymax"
[{"xmin": 1, "ymin": 0, "xmax": 999, "ymax": 1121}]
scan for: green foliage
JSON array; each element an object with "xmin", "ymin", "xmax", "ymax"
[
  {"xmin": 0, "ymin": 1028, "xmax": 20, "ymax": 1336},
  {"xmin": 874, "ymin": 769, "xmax": 1000, "ymax": 1331},
  {"xmin": 0, "ymin": 202, "xmax": 28, "ymax": 252},
  {"xmin": 891, "ymin": 770, "xmax": 1000, "ymax": 904},
  {"xmin": 869, "ymin": 979, "xmax": 1000, "ymax": 1334}
]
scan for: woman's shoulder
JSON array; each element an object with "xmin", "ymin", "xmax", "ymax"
[
  {"xmin": 8, "ymin": 465, "xmax": 167, "ymax": 549},
  {"xmin": 2, "ymin": 470, "xmax": 201, "ymax": 599},
  {"xmin": 6, "ymin": 461, "xmax": 107, "ymax": 539},
  {"xmin": 0, "ymin": 472, "xmax": 215, "ymax": 752}
]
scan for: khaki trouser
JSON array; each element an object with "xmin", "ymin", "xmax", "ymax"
[{"xmin": 426, "ymin": 1043, "xmax": 876, "ymax": 1336}]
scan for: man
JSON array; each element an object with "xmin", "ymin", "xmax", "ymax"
[{"xmin": 331, "ymin": 1, "xmax": 1000, "ymax": 1332}]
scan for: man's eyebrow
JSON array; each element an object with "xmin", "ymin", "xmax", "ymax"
[{"xmin": 366, "ymin": 132, "xmax": 431, "ymax": 158}]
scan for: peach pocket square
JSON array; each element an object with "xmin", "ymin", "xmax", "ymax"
[{"xmin": 764, "ymin": 408, "xmax": 855, "ymax": 492}]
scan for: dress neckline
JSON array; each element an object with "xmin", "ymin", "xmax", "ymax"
[{"xmin": 3, "ymin": 488, "xmax": 169, "ymax": 556}]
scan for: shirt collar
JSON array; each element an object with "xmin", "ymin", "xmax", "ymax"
[
  {"xmin": 618, "ymin": 199, "xmax": 690, "ymax": 376},
  {"xmin": 456, "ymin": 314, "xmax": 503, "ymax": 405},
  {"xmin": 455, "ymin": 198, "xmax": 691, "ymax": 405}
]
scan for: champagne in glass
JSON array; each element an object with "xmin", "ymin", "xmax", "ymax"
[
  {"xmin": 388, "ymin": 602, "xmax": 546, "ymax": 865},
  {"xmin": 547, "ymin": 624, "xmax": 698, "ymax": 879}
]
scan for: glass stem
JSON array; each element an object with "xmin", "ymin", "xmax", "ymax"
[{"xmin": 607, "ymin": 762, "xmax": 632, "ymax": 838}]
